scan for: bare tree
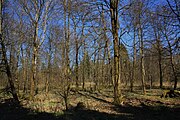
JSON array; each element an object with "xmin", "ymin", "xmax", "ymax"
[
  {"xmin": 110, "ymin": 0, "xmax": 122, "ymax": 104},
  {"xmin": 166, "ymin": 0, "xmax": 180, "ymax": 24},
  {"xmin": 136, "ymin": 1, "xmax": 146, "ymax": 94},
  {"xmin": 149, "ymin": 11, "xmax": 164, "ymax": 88},
  {"xmin": 0, "ymin": 0, "xmax": 19, "ymax": 102},
  {"xmin": 100, "ymin": 4, "xmax": 112, "ymax": 87},
  {"xmin": 72, "ymin": 14, "xmax": 79, "ymax": 88},
  {"xmin": 18, "ymin": 0, "xmax": 53, "ymax": 100}
]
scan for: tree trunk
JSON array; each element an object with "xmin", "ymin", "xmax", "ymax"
[
  {"xmin": 0, "ymin": 0, "xmax": 19, "ymax": 103},
  {"xmin": 66, "ymin": 0, "xmax": 70, "ymax": 75},
  {"xmin": 157, "ymin": 39, "xmax": 163, "ymax": 89},
  {"xmin": 101, "ymin": 4, "xmax": 111, "ymax": 87},
  {"xmin": 82, "ymin": 20, "xmax": 85, "ymax": 90},
  {"xmin": 1, "ymin": 42, "xmax": 19, "ymax": 103},
  {"xmin": 24, "ymin": 48, "xmax": 30, "ymax": 94},
  {"xmin": 74, "ymin": 25, "xmax": 79, "ymax": 88},
  {"xmin": 165, "ymin": 34, "xmax": 178, "ymax": 90},
  {"xmin": 138, "ymin": 26, "xmax": 146, "ymax": 95},
  {"xmin": 110, "ymin": 0, "xmax": 122, "ymax": 104},
  {"xmin": 63, "ymin": 0, "xmax": 70, "ymax": 76},
  {"xmin": 131, "ymin": 27, "xmax": 136, "ymax": 92},
  {"xmin": 30, "ymin": 22, "xmax": 38, "ymax": 100},
  {"xmin": 46, "ymin": 36, "xmax": 52, "ymax": 93},
  {"xmin": 93, "ymin": 53, "xmax": 97, "ymax": 91},
  {"xmin": 153, "ymin": 27, "xmax": 163, "ymax": 89}
]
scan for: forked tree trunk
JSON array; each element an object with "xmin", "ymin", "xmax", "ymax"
[{"xmin": 110, "ymin": 0, "xmax": 122, "ymax": 104}]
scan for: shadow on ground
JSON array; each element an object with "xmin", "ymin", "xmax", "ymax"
[
  {"xmin": 0, "ymin": 98, "xmax": 180, "ymax": 120},
  {"xmin": 112, "ymin": 103, "xmax": 180, "ymax": 120}
]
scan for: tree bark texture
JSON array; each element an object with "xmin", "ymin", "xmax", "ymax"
[{"xmin": 110, "ymin": 0, "xmax": 122, "ymax": 104}]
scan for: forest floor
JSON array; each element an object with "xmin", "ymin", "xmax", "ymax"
[{"xmin": 0, "ymin": 87, "xmax": 180, "ymax": 120}]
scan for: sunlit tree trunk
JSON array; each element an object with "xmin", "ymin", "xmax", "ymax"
[
  {"xmin": 63, "ymin": 0, "xmax": 71, "ymax": 76},
  {"xmin": 131, "ymin": 27, "xmax": 136, "ymax": 92},
  {"xmin": 62, "ymin": 0, "xmax": 71, "ymax": 110},
  {"xmin": 138, "ymin": 26, "xmax": 146, "ymax": 95},
  {"xmin": 110, "ymin": 0, "xmax": 122, "ymax": 104},
  {"xmin": 66, "ymin": 0, "xmax": 70, "ymax": 75},
  {"xmin": 30, "ymin": 21, "xmax": 38, "ymax": 100},
  {"xmin": 18, "ymin": 0, "xmax": 51, "ymax": 100}
]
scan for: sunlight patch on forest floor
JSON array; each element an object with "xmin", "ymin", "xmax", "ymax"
[
  {"xmin": 0, "ymin": 88, "xmax": 180, "ymax": 120},
  {"xmin": 8, "ymin": 88, "xmax": 178, "ymax": 115}
]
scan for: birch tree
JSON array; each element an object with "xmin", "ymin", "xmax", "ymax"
[{"xmin": 18, "ymin": 0, "xmax": 53, "ymax": 100}]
